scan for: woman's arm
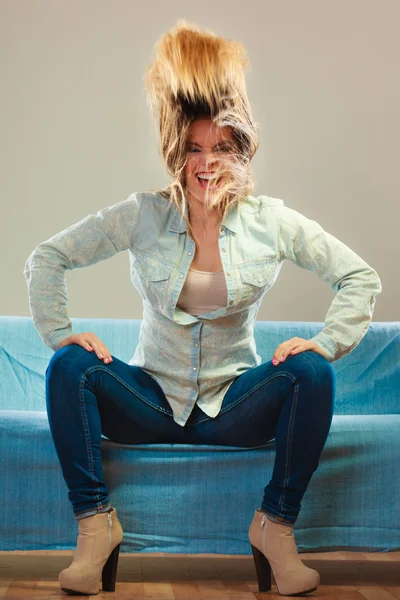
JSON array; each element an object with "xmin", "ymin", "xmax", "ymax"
[
  {"xmin": 277, "ymin": 205, "xmax": 382, "ymax": 363},
  {"xmin": 24, "ymin": 193, "xmax": 141, "ymax": 352}
]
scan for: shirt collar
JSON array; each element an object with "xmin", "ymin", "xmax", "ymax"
[{"xmin": 168, "ymin": 198, "xmax": 239, "ymax": 234}]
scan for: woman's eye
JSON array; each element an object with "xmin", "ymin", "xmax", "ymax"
[{"xmin": 187, "ymin": 146, "xmax": 231, "ymax": 153}]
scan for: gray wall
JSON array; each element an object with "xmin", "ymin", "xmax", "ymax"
[{"xmin": 1, "ymin": 1, "xmax": 397, "ymax": 326}]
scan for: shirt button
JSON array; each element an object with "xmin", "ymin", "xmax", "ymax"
[
  {"xmin": 229, "ymin": 300, "xmax": 233, "ymax": 305},
  {"xmin": 193, "ymin": 367, "xmax": 197, "ymax": 371},
  {"xmin": 194, "ymin": 343, "xmax": 199, "ymax": 347},
  {"xmin": 188, "ymin": 251, "xmax": 192, "ymax": 256},
  {"xmin": 176, "ymin": 320, "xmax": 180, "ymax": 323},
  {"xmin": 180, "ymin": 274, "xmax": 184, "ymax": 278},
  {"xmin": 222, "ymin": 248, "xmax": 226, "ymax": 252},
  {"xmin": 227, "ymin": 272, "xmax": 231, "ymax": 276},
  {"xmin": 220, "ymin": 227, "xmax": 223, "ymax": 233}
]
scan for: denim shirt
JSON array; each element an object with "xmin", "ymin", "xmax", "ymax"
[{"xmin": 24, "ymin": 191, "xmax": 382, "ymax": 427}]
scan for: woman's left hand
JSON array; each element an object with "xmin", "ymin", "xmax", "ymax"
[{"xmin": 272, "ymin": 337, "xmax": 329, "ymax": 365}]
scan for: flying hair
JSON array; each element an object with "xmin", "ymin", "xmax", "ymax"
[{"xmin": 143, "ymin": 20, "xmax": 260, "ymax": 245}]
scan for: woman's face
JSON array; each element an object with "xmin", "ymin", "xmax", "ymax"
[{"xmin": 183, "ymin": 118, "xmax": 236, "ymax": 206}]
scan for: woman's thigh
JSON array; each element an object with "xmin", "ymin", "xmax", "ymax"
[
  {"xmin": 47, "ymin": 345, "xmax": 334, "ymax": 448},
  {"xmin": 179, "ymin": 350, "xmax": 335, "ymax": 448},
  {"xmin": 46, "ymin": 344, "xmax": 187, "ymax": 444}
]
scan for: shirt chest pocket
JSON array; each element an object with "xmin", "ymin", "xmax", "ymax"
[
  {"xmin": 238, "ymin": 259, "xmax": 277, "ymax": 305},
  {"xmin": 133, "ymin": 254, "xmax": 173, "ymax": 306}
]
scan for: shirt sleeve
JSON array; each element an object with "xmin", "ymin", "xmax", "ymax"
[
  {"xmin": 277, "ymin": 205, "xmax": 382, "ymax": 363},
  {"xmin": 24, "ymin": 192, "xmax": 141, "ymax": 352}
]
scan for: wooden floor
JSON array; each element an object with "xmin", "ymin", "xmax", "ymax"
[{"xmin": 0, "ymin": 551, "xmax": 399, "ymax": 599}]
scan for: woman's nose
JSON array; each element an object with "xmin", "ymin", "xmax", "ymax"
[{"xmin": 201, "ymin": 153, "xmax": 218, "ymax": 168}]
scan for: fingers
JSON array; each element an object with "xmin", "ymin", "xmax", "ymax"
[
  {"xmin": 57, "ymin": 333, "xmax": 113, "ymax": 365},
  {"xmin": 82, "ymin": 334, "xmax": 113, "ymax": 365},
  {"xmin": 272, "ymin": 338, "xmax": 304, "ymax": 366},
  {"xmin": 91, "ymin": 342, "xmax": 113, "ymax": 364},
  {"xmin": 272, "ymin": 352, "xmax": 291, "ymax": 366}
]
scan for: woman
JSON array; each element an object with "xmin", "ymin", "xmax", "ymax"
[{"xmin": 24, "ymin": 20, "xmax": 382, "ymax": 596}]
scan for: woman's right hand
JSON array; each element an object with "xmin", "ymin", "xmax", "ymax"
[{"xmin": 57, "ymin": 332, "xmax": 113, "ymax": 364}]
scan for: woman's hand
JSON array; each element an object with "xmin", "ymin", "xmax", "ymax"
[
  {"xmin": 57, "ymin": 332, "xmax": 113, "ymax": 364},
  {"xmin": 271, "ymin": 337, "xmax": 329, "ymax": 366}
]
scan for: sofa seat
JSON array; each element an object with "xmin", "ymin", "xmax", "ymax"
[{"xmin": 1, "ymin": 408, "xmax": 398, "ymax": 553}]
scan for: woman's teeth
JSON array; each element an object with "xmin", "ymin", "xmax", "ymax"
[{"xmin": 197, "ymin": 174, "xmax": 221, "ymax": 189}]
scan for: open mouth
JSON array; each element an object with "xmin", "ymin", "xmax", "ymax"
[{"xmin": 196, "ymin": 175, "xmax": 222, "ymax": 190}]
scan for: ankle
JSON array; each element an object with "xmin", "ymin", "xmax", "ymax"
[{"xmin": 258, "ymin": 508, "xmax": 294, "ymax": 527}]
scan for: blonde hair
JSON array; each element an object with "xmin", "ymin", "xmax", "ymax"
[{"xmin": 143, "ymin": 20, "xmax": 260, "ymax": 245}]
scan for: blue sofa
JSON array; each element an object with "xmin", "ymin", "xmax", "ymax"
[{"xmin": 0, "ymin": 315, "xmax": 399, "ymax": 554}]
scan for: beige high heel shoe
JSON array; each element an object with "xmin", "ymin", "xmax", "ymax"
[
  {"xmin": 248, "ymin": 509, "xmax": 320, "ymax": 596},
  {"xmin": 59, "ymin": 507, "xmax": 123, "ymax": 595}
]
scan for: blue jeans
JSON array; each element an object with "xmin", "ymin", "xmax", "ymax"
[{"xmin": 45, "ymin": 344, "xmax": 335, "ymax": 525}]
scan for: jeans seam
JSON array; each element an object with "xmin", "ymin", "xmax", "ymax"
[
  {"xmin": 278, "ymin": 380, "xmax": 299, "ymax": 514},
  {"xmin": 84, "ymin": 364, "xmax": 173, "ymax": 416},
  {"xmin": 220, "ymin": 371, "xmax": 297, "ymax": 414},
  {"xmin": 79, "ymin": 372, "xmax": 102, "ymax": 503},
  {"xmin": 185, "ymin": 370, "xmax": 297, "ymax": 427},
  {"xmin": 275, "ymin": 351, "xmax": 323, "ymax": 518}
]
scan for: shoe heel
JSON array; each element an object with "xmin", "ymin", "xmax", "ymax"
[
  {"xmin": 102, "ymin": 543, "xmax": 121, "ymax": 592},
  {"xmin": 251, "ymin": 544, "xmax": 272, "ymax": 592}
]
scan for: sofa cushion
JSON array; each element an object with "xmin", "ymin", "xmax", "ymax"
[{"xmin": 1, "ymin": 409, "xmax": 399, "ymax": 552}]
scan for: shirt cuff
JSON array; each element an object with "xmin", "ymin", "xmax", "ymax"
[
  {"xmin": 47, "ymin": 327, "xmax": 74, "ymax": 352},
  {"xmin": 307, "ymin": 330, "xmax": 338, "ymax": 363}
]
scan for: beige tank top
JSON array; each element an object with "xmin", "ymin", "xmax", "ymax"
[{"xmin": 177, "ymin": 269, "xmax": 227, "ymax": 316}]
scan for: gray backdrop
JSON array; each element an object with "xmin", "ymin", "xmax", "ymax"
[{"xmin": 1, "ymin": 0, "xmax": 397, "ymax": 327}]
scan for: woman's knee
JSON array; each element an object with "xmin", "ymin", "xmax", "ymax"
[
  {"xmin": 288, "ymin": 350, "xmax": 335, "ymax": 386},
  {"xmin": 46, "ymin": 344, "xmax": 97, "ymax": 378}
]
